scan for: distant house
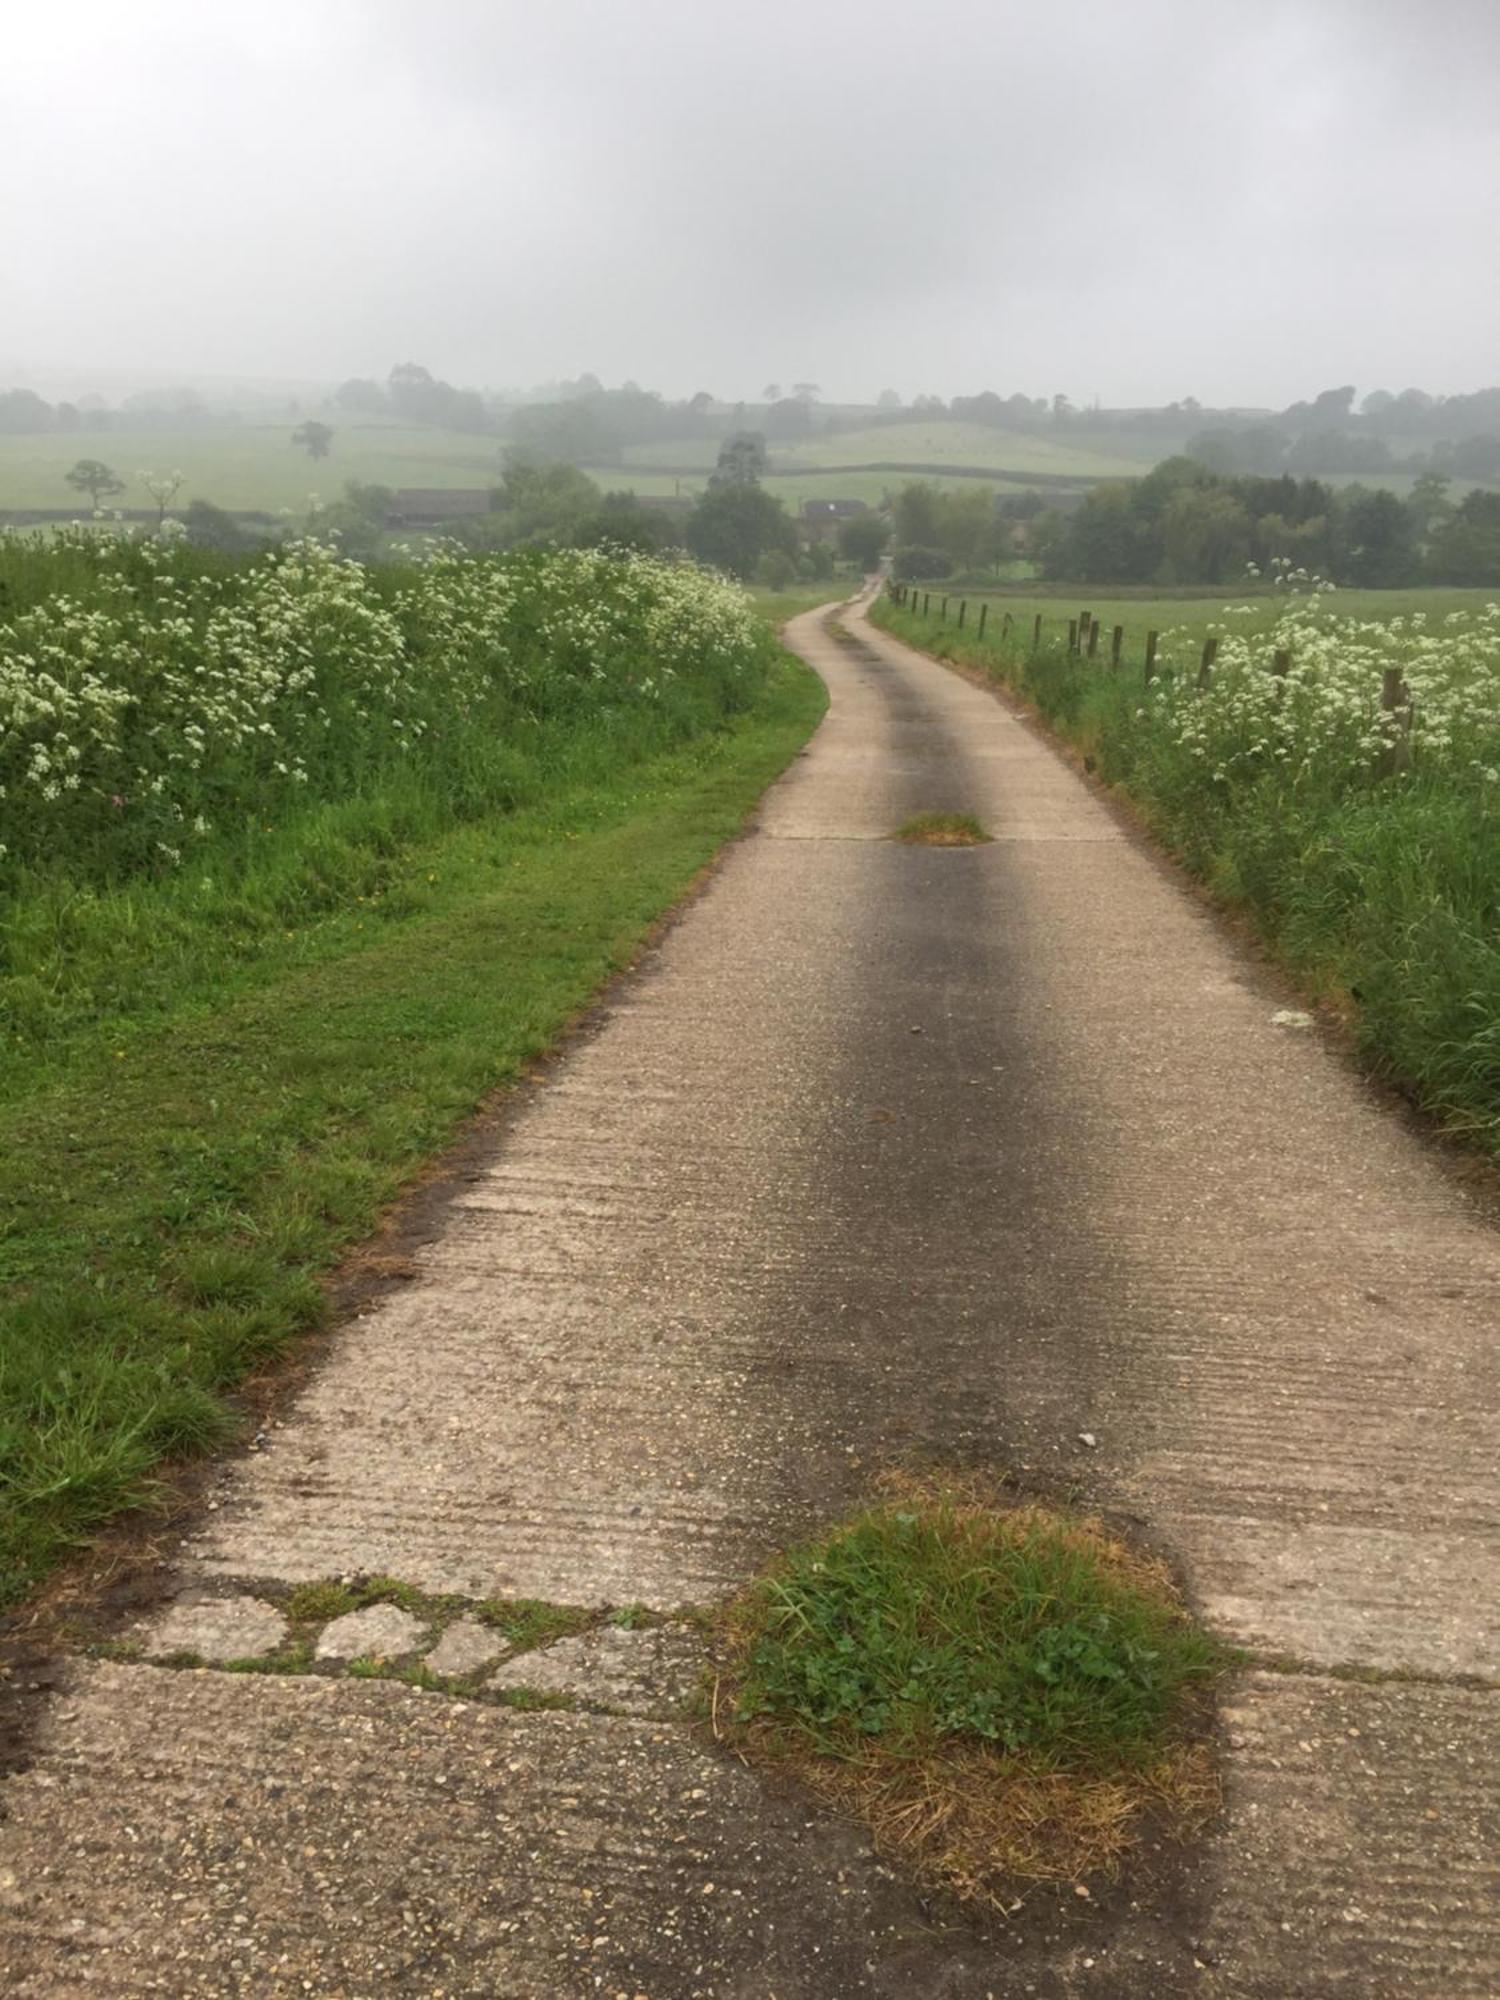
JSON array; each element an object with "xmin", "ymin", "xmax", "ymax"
[
  {"xmin": 800, "ymin": 497, "xmax": 869, "ymax": 541},
  {"xmin": 386, "ymin": 488, "xmax": 493, "ymax": 527}
]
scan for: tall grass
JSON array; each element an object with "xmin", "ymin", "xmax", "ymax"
[{"xmin": 873, "ymin": 585, "xmax": 1500, "ymax": 1151}]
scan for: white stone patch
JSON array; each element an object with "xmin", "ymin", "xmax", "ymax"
[
  {"xmin": 315, "ymin": 1603, "xmax": 426, "ymax": 1663},
  {"xmin": 488, "ymin": 1623, "xmax": 701, "ymax": 1713},
  {"xmin": 136, "ymin": 1594, "xmax": 287, "ymax": 1663},
  {"xmin": 424, "ymin": 1617, "xmax": 506, "ymax": 1678}
]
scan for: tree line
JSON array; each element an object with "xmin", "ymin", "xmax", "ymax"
[{"xmin": 1028, "ymin": 460, "xmax": 1500, "ymax": 588}]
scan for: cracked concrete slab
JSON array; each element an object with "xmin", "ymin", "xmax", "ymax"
[
  {"xmin": 315, "ymin": 1602, "xmax": 427, "ymax": 1662},
  {"xmin": 487, "ymin": 1622, "xmax": 703, "ymax": 1713},
  {"xmin": 133, "ymin": 1593, "xmax": 286, "ymax": 1663},
  {"xmin": 4, "ymin": 590, "xmax": 1499, "ymax": 1993},
  {"xmin": 423, "ymin": 1616, "xmax": 507, "ymax": 1679}
]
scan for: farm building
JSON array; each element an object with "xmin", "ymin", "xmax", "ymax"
[
  {"xmin": 386, "ymin": 488, "xmax": 494, "ymax": 527},
  {"xmin": 801, "ymin": 497, "xmax": 870, "ymax": 540}
]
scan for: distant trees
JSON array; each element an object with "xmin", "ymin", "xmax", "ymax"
[
  {"xmin": 293, "ymin": 421, "xmax": 334, "ymax": 460},
  {"xmin": 1029, "ymin": 457, "xmax": 1499, "ymax": 586},
  {"xmin": 387, "ymin": 363, "xmax": 488, "ymax": 433},
  {"xmin": 709, "ymin": 432, "xmax": 769, "ymax": 488},
  {"xmin": 838, "ymin": 512, "xmax": 889, "ymax": 569},
  {"xmin": 0, "ymin": 388, "xmax": 57, "ymax": 434},
  {"xmin": 64, "ymin": 459, "xmax": 125, "ymax": 509},
  {"xmin": 890, "ymin": 481, "xmax": 1008, "ymax": 576},
  {"xmin": 182, "ymin": 499, "xmax": 262, "ymax": 554},
  {"xmin": 686, "ymin": 483, "xmax": 796, "ymax": 579},
  {"xmin": 1427, "ymin": 490, "xmax": 1500, "ymax": 585}
]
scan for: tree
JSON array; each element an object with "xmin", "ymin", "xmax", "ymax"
[
  {"xmin": 293, "ymin": 421, "xmax": 335, "ymax": 461},
  {"xmin": 685, "ymin": 483, "xmax": 795, "ymax": 578},
  {"xmin": 0, "ymin": 388, "xmax": 56, "ymax": 434},
  {"xmin": 709, "ymin": 432, "xmax": 769, "ymax": 488},
  {"xmin": 791, "ymin": 382, "xmax": 821, "ymax": 403},
  {"xmin": 1427, "ymin": 490, "xmax": 1500, "ymax": 585},
  {"xmin": 876, "ymin": 389, "xmax": 902, "ymax": 412},
  {"xmin": 64, "ymin": 458, "xmax": 125, "ymax": 509},
  {"xmin": 838, "ymin": 512, "xmax": 889, "ymax": 569},
  {"xmin": 183, "ymin": 499, "xmax": 261, "ymax": 554},
  {"xmin": 893, "ymin": 481, "xmax": 942, "ymax": 547},
  {"xmin": 1342, "ymin": 489, "xmax": 1416, "ymax": 586},
  {"xmin": 138, "ymin": 467, "xmax": 184, "ymax": 530},
  {"xmin": 761, "ymin": 383, "xmax": 782, "ymax": 403}
]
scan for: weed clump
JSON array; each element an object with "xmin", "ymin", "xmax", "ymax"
[
  {"xmin": 892, "ymin": 811, "xmax": 990, "ymax": 847},
  {"xmin": 715, "ymin": 1478, "xmax": 1227, "ymax": 1901}
]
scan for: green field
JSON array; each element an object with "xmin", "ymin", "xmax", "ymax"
[
  {"xmin": 618, "ymin": 419, "xmax": 1161, "ymax": 483},
  {"xmin": 0, "ymin": 421, "xmax": 506, "ymax": 516},
  {"xmin": 584, "ymin": 465, "xmax": 1034, "ymax": 506}
]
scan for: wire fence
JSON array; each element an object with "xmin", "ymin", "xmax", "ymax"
[{"xmin": 882, "ymin": 580, "xmax": 1415, "ymax": 771}]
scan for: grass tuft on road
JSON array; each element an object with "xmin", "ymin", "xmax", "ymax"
[
  {"xmin": 0, "ymin": 655, "xmax": 826, "ymax": 1610},
  {"xmin": 714, "ymin": 1476, "xmax": 1227, "ymax": 1900},
  {"xmin": 892, "ymin": 812, "xmax": 990, "ymax": 847}
]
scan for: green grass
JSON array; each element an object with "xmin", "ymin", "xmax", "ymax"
[
  {"xmin": 874, "ymin": 592, "xmax": 1500, "ymax": 1151},
  {"xmin": 0, "ymin": 420, "xmax": 507, "ymax": 517},
  {"xmin": 475, "ymin": 1598, "xmax": 595, "ymax": 1651},
  {"xmin": 718, "ymin": 1479, "xmax": 1225, "ymax": 1896},
  {"xmin": 732, "ymin": 1500, "xmax": 1218, "ymax": 1763},
  {"xmin": 768, "ymin": 420, "xmax": 1161, "ymax": 478},
  {"xmin": 0, "ymin": 653, "xmax": 826, "ymax": 1607}
]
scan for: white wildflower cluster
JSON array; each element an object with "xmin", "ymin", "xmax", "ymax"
[
  {"xmin": 0, "ymin": 530, "xmax": 767, "ymax": 881},
  {"xmin": 1147, "ymin": 590, "xmax": 1500, "ymax": 791}
]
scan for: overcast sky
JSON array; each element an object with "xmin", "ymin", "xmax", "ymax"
[{"xmin": 3, "ymin": 0, "xmax": 1497, "ymax": 408}]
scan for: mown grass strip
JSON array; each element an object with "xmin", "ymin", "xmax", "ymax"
[{"xmin": 0, "ymin": 655, "xmax": 826, "ymax": 1607}]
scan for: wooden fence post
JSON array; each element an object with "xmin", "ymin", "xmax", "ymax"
[
  {"xmin": 1087, "ymin": 617, "xmax": 1101, "ymax": 659},
  {"xmin": 923, "ymin": 593, "xmax": 930, "ymax": 616},
  {"xmin": 1032, "ymin": 613, "xmax": 1043, "ymax": 651},
  {"xmin": 1144, "ymin": 630, "xmax": 1159, "ymax": 682},
  {"xmin": 1111, "ymin": 624, "xmax": 1124, "ymax": 668},
  {"xmin": 1067, "ymin": 619, "xmax": 1079, "ymax": 653},
  {"xmin": 958, "ymin": 599, "xmax": 967, "ymax": 629},
  {"xmin": 940, "ymin": 596, "xmax": 948, "ymax": 622},
  {"xmin": 977, "ymin": 603, "xmax": 988, "ymax": 639},
  {"xmin": 1197, "ymin": 635, "xmax": 1219, "ymax": 688}
]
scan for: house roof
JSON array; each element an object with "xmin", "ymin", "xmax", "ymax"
[{"xmin": 388, "ymin": 489, "xmax": 492, "ymax": 518}]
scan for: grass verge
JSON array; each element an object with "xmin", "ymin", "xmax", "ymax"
[
  {"xmin": 873, "ymin": 594, "xmax": 1500, "ymax": 1155},
  {"xmin": 0, "ymin": 654, "xmax": 826, "ymax": 1608},
  {"xmin": 711, "ymin": 1476, "xmax": 1227, "ymax": 1903}
]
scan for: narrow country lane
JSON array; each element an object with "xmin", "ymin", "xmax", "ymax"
[{"xmin": 2, "ymin": 591, "xmax": 1496, "ymax": 1997}]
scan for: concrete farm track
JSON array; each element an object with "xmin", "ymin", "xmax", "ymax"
[{"xmin": 2, "ymin": 592, "xmax": 1496, "ymax": 1996}]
